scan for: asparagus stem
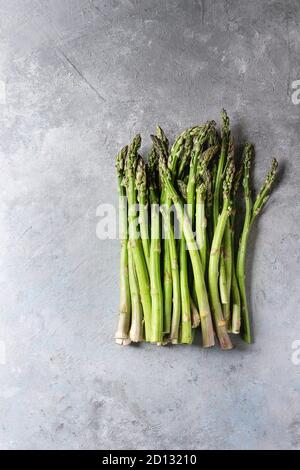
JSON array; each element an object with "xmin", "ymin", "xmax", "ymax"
[
  {"xmin": 231, "ymin": 267, "xmax": 241, "ymax": 334},
  {"xmin": 163, "ymin": 240, "xmax": 172, "ymax": 334},
  {"xmin": 221, "ymin": 136, "xmax": 235, "ymax": 325},
  {"xmin": 149, "ymin": 196, "xmax": 163, "ymax": 344},
  {"xmin": 159, "ymin": 154, "xmax": 215, "ymax": 348},
  {"xmin": 128, "ymin": 242, "xmax": 144, "ymax": 342},
  {"xmin": 136, "ymin": 157, "xmax": 150, "ymax": 273},
  {"xmin": 179, "ymin": 231, "xmax": 192, "ymax": 344},
  {"xmin": 187, "ymin": 141, "xmax": 198, "ymax": 309},
  {"xmin": 148, "ymin": 148, "xmax": 164, "ymax": 343},
  {"xmin": 209, "ymin": 206, "xmax": 233, "ymax": 349},
  {"xmin": 231, "ymin": 232, "xmax": 241, "ymax": 334},
  {"xmin": 220, "ymin": 137, "xmax": 236, "ymax": 331},
  {"xmin": 149, "ymin": 146, "xmax": 172, "ymax": 335},
  {"xmin": 223, "ymin": 220, "xmax": 232, "ymax": 327},
  {"xmin": 219, "ymin": 254, "xmax": 228, "ymax": 301},
  {"xmin": 177, "ymin": 203, "xmax": 214, "ymax": 347},
  {"xmin": 115, "ymin": 146, "xmax": 131, "ymax": 345},
  {"xmin": 196, "ymin": 183, "xmax": 207, "ymax": 273},
  {"xmin": 161, "ymin": 205, "xmax": 181, "ymax": 343},
  {"xmin": 161, "ymin": 194, "xmax": 175, "ymax": 337},
  {"xmin": 230, "ymin": 163, "xmax": 243, "ymax": 334},
  {"xmin": 208, "ymin": 159, "xmax": 235, "ymax": 350},
  {"xmin": 115, "ymin": 238, "xmax": 131, "ymax": 345},
  {"xmin": 237, "ymin": 218, "xmax": 252, "ymax": 342},
  {"xmin": 177, "ymin": 175, "xmax": 192, "ymax": 344},
  {"xmin": 126, "ymin": 135, "xmax": 152, "ymax": 341}
]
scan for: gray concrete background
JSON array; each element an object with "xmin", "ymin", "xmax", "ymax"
[{"xmin": 0, "ymin": 0, "xmax": 299, "ymax": 450}]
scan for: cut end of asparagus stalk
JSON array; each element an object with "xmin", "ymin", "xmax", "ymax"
[
  {"xmin": 231, "ymin": 304, "xmax": 241, "ymax": 334},
  {"xmin": 190, "ymin": 298, "xmax": 200, "ymax": 328},
  {"xmin": 219, "ymin": 337, "xmax": 234, "ymax": 350},
  {"xmin": 115, "ymin": 337, "xmax": 132, "ymax": 346}
]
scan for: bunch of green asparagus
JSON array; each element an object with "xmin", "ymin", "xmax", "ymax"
[{"xmin": 115, "ymin": 110, "xmax": 278, "ymax": 349}]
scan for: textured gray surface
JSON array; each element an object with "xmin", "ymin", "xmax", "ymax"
[{"xmin": 0, "ymin": 0, "xmax": 300, "ymax": 450}]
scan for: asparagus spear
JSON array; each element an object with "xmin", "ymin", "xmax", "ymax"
[
  {"xmin": 222, "ymin": 138, "xmax": 235, "ymax": 328},
  {"xmin": 159, "ymin": 151, "xmax": 215, "ymax": 348},
  {"xmin": 149, "ymin": 146, "xmax": 172, "ymax": 335},
  {"xmin": 237, "ymin": 148, "xmax": 278, "ymax": 343},
  {"xmin": 115, "ymin": 146, "xmax": 131, "ymax": 345},
  {"xmin": 177, "ymin": 178, "xmax": 192, "ymax": 344},
  {"xmin": 128, "ymin": 241, "xmax": 144, "ymax": 342},
  {"xmin": 148, "ymin": 154, "xmax": 164, "ymax": 344},
  {"xmin": 126, "ymin": 135, "xmax": 152, "ymax": 341},
  {"xmin": 154, "ymin": 133, "xmax": 183, "ymax": 342},
  {"xmin": 223, "ymin": 221, "xmax": 232, "ymax": 326},
  {"xmin": 179, "ymin": 230, "xmax": 192, "ymax": 344},
  {"xmin": 162, "ymin": 237, "xmax": 172, "ymax": 335},
  {"xmin": 196, "ymin": 180, "xmax": 208, "ymax": 274},
  {"xmin": 155, "ymin": 125, "xmax": 172, "ymax": 335},
  {"xmin": 208, "ymin": 158, "xmax": 235, "ymax": 350},
  {"xmin": 230, "ymin": 164, "xmax": 243, "ymax": 334},
  {"xmin": 213, "ymin": 111, "xmax": 230, "ymax": 310},
  {"xmin": 161, "ymin": 205, "xmax": 181, "ymax": 343}
]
